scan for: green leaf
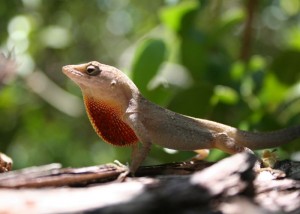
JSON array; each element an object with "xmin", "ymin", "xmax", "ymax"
[
  {"xmin": 168, "ymin": 84, "xmax": 214, "ymax": 117},
  {"xmin": 286, "ymin": 27, "xmax": 300, "ymax": 50},
  {"xmin": 160, "ymin": 1, "xmax": 199, "ymax": 32},
  {"xmin": 271, "ymin": 50, "xmax": 300, "ymax": 85},
  {"xmin": 220, "ymin": 8, "xmax": 245, "ymax": 30},
  {"xmin": 211, "ymin": 85, "xmax": 239, "ymax": 105},
  {"xmin": 131, "ymin": 38, "xmax": 167, "ymax": 102},
  {"xmin": 280, "ymin": 0, "xmax": 300, "ymax": 16},
  {"xmin": 258, "ymin": 73, "xmax": 288, "ymax": 109},
  {"xmin": 230, "ymin": 60, "xmax": 245, "ymax": 81}
]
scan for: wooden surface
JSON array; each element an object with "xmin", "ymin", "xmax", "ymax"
[{"xmin": 0, "ymin": 153, "xmax": 299, "ymax": 214}]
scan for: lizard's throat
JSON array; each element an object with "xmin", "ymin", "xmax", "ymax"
[{"xmin": 83, "ymin": 96, "xmax": 138, "ymax": 146}]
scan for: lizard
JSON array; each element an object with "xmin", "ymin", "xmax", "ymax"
[{"xmin": 62, "ymin": 61, "xmax": 300, "ymax": 173}]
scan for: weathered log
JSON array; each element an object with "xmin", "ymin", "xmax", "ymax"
[{"xmin": 0, "ymin": 153, "xmax": 299, "ymax": 214}]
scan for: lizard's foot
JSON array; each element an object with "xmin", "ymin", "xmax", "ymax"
[
  {"xmin": 261, "ymin": 149, "xmax": 278, "ymax": 168},
  {"xmin": 193, "ymin": 149, "xmax": 210, "ymax": 160},
  {"xmin": 252, "ymin": 150, "xmax": 278, "ymax": 173},
  {"xmin": 113, "ymin": 160, "xmax": 130, "ymax": 182},
  {"xmin": 117, "ymin": 170, "xmax": 130, "ymax": 182},
  {"xmin": 254, "ymin": 150, "xmax": 284, "ymax": 177},
  {"xmin": 114, "ymin": 160, "xmax": 129, "ymax": 169}
]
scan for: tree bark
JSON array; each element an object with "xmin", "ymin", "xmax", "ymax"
[{"xmin": 0, "ymin": 153, "xmax": 299, "ymax": 214}]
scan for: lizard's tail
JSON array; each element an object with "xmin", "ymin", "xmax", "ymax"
[{"xmin": 236, "ymin": 125, "xmax": 300, "ymax": 150}]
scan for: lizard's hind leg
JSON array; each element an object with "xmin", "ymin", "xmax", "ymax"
[{"xmin": 214, "ymin": 133, "xmax": 254, "ymax": 154}]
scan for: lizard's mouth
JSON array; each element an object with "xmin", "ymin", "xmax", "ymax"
[{"xmin": 62, "ymin": 65, "xmax": 84, "ymax": 78}]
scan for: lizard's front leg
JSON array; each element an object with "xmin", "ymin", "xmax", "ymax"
[
  {"xmin": 126, "ymin": 112, "xmax": 152, "ymax": 174},
  {"xmin": 130, "ymin": 142, "xmax": 152, "ymax": 173}
]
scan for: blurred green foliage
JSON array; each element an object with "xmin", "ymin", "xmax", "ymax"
[{"xmin": 1, "ymin": 0, "xmax": 300, "ymax": 169}]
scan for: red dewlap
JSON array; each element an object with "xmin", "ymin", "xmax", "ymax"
[{"xmin": 84, "ymin": 97, "xmax": 138, "ymax": 146}]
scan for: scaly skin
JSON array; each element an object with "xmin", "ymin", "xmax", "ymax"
[{"xmin": 62, "ymin": 61, "xmax": 300, "ymax": 173}]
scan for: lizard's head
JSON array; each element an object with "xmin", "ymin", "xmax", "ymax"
[
  {"xmin": 62, "ymin": 61, "xmax": 139, "ymax": 146},
  {"xmin": 62, "ymin": 61, "xmax": 136, "ymax": 102}
]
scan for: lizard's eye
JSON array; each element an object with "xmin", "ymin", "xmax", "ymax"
[{"xmin": 86, "ymin": 65, "xmax": 101, "ymax": 76}]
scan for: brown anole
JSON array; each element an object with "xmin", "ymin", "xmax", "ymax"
[{"xmin": 62, "ymin": 61, "xmax": 300, "ymax": 173}]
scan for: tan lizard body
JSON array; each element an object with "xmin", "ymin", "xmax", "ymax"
[{"xmin": 62, "ymin": 61, "xmax": 300, "ymax": 173}]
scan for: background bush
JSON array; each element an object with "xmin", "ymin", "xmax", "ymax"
[{"xmin": 1, "ymin": 0, "xmax": 300, "ymax": 169}]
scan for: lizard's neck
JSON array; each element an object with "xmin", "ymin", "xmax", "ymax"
[{"xmin": 83, "ymin": 95, "xmax": 138, "ymax": 146}]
